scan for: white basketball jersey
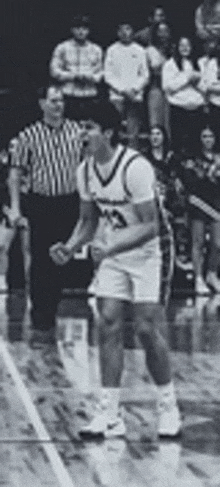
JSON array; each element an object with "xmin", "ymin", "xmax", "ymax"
[{"xmin": 77, "ymin": 144, "xmax": 161, "ymax": 260}]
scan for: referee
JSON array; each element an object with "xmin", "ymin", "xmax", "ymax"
[{"xmin": 7, "ymin": 84, "xmax": 82, "ymax": 345}]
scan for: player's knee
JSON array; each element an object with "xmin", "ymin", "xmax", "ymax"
[
  {"xmin": 135, "ymin": 302, "xmax": 166, "ymax": 336},
  {"xmin": 97, "ymin": 298, "xmax": 123, "ymax": 329}
]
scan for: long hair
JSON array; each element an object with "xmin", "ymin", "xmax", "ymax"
[
  {"xmin": 148, "ymin": 125, "xmax": 170, "ymax": 159},
  {"xmin": 172, "ymin": 36, "xmax": 199, "ymax": 71},
  {"xmin": 199, "ymin": 124, "xmax": 219, "ymax": 153},
  {"xmin": 151, "ymin": 22, "xmax": 173, "ymax": 58}
]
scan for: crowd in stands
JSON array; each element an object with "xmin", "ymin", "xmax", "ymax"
[{"xmin": 2, "ymin": 2, "xmax": 220, "ymax": 295}]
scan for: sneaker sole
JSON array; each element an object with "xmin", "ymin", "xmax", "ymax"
[
  {"xmin": 159, "ymin": 428, "xmax": 182, "ymax": 439},
  {"xmin": 79, "ymin": 424, "xmax": 126, "ymax": 440}
]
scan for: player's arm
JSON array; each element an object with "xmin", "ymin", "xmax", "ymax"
[
  {"xmin": 50, "ymin": 199, "xmax": 99, "ymax": 265},
  {"xmin": 66, "ymin": 199, "xmax": 99, "ymax": 253},
  {"xmin": 92, "ymin": 198, "xmax": 158, "ymax": 261},
  {"xmin": 110, "ymin": 198, "xmax": 158, "ymax": 254}
]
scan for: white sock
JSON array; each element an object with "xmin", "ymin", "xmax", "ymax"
[
  {"xmin": 100, "ymin": 387, "xmax": 120, "ymax": 419},
  {"xmin": 157, "ymin": 382, "xmax": 177, "ymax": 407}
]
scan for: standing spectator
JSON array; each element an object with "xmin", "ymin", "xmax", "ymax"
[
  {"xmin": 177, "ymin": 126, "xmax": 220, "ymax": 294},
  {"xmin": 50, "ymin": 15, "xmax": 103, "ymax": 121},
  {"xmin": 198, "ymin": 38, "xmax": 220, "ymax": 134},
  {"xmin": 195, "ymin": 1, "xmax": 220, "ymax": 41},
  {"xmin": 134, "ymin": 5, "xmax": 167, "ymax": 47},
  {"xmin": 162, "ymin": 36, "xmax": 206, "ymax": 151},
  {"xmin": 146, "ymin": 22, "xmax": 173, "ymax": 133},
  {"xmin": 104, "ymin": 21, "xmax": 149, "ymax": 147},
  {"xmin": 6, "ymin": 85, "xmax": 82, "ymax": 345}
]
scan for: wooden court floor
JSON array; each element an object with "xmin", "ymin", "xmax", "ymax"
[{"xmin": 0, "ymin": 291, "xmax": 220, "ymax": 487}]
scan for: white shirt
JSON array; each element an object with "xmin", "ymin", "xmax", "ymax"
[
  {"xmin": 162, "ymin": 58, "xmax": 205, "ymax": 110},
  {"xmin": 198, "ymin": 56, "xmax": 220, "ymax": 107},
  {"xmin": 104, "ymin": 41, "xmax": 149, "ymax": 101}
]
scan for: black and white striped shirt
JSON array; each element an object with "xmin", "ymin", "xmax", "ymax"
[{"xmin": 10, "ymin": 119, "xmax": 82, "ymax": 196}]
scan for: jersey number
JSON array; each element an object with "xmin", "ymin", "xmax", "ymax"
[{"xmin": 102, "ymin": 209, "xmax": 127, "ymax": 229}]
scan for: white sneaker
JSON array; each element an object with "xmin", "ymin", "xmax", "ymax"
[
  {"xmin": 195, "ymin": 276, "xmax": 211, "ymax": 295},
  {"xmin": 158, "ymin": 402, "xmax": 182, "ymax": 438},
  {"xmin": 79, "ymin": 410, "xmax": 126, "ymax": 438},
  {"xmin": 206, "ymin": 272, "xmax": 220, "ymax": 293}
]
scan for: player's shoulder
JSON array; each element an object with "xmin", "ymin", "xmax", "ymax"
[
  {"xmin": 125, "ymin": 147, "xmax": 154, "ymax": 171},
  {"xmin": 77, "ymin": 159, "xmax": 87, "ymax": 177},
  {"xmin": 77, "ymin": 157, "xmax": 92, "ymax": 180}
]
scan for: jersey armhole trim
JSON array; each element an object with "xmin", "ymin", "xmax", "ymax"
[{"xmin": 122, "ymin": 153, "xmax": 142, "ymax": 198}]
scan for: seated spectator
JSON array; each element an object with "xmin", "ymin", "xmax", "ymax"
[
  {"xmin": 104, "ymin": 21, "xmax": 149, "ymax": 147},
  {"xmin": 198, "ymin": 38, "xmax": 220, "ymax": 134},
  {"xmin": 134, "ymin": 5, "xmax": 167, "ymax": 47},
  {"xmin": 195, "ymin": 1, "xmax": 220, "ymax": 41},
  {"xmin": 146, "ymin": 21, "xmax": 173, "ymax": 134},
  {"xmin": 50, "ymin": 15, "xmax": 103, "ymax": 121},
  {"xmin": 177, "ymin": 126, "xmax": 220, "ymax": 294},
  {"xmin": 162, "ymin": 36, "xmax": 206, "ymax": 152}
]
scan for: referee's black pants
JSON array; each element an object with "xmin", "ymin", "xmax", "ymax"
[{"xmin": 27, "ymin": 192, "xmax": 79, "ymax": 331}]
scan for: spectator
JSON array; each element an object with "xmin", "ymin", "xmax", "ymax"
[
  {"xmin": 195, "ymin": 1, "xmax": 220, "ymax": 41},
  {"xmin": 146, "ymin": 124, "xmax": 194, "ymax": 282},
  {"xmin": 6, "ymin": 138, "xmax": 31, "ymax": 290},
  {"xmin": 177, "ymin": 126, "xmax": 220, "ymax": 294},
  {"xmin": 162, "ymin": 36, "xmax": 206, "ymax": 152},
  {"xmin": 50, "ymin": 15, "xmax": 103, "ymax": 121},
  {"xmin": 198, "ymin": 38, "xmax": 220, "ymax": 134},
  {"xmin": 134, "ymin": 5, "xmax": 167, "ymax": 47},
  {"xmin": 6, "ymin": 85, "xmax": 82, "ymax": 345},
  {"xmin": 104, "ymin": 21, "xmax": 149, "ymax": 147},
  {"xmin": 146, "ymin": 21, "xmax": 173, "ymax": 133}
]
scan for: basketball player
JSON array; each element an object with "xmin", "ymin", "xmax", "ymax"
[{"xmin": 50, "ymin": 101, "xmax": 181, "ymax": 439}]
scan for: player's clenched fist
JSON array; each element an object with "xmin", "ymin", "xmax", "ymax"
[
  {"xmin": 91, "ymin": 241, "xmax": 110, "ymax": 263},
  {"xmin": 49, "ymin": 242, "xmax": 72, "ymax": 265}
]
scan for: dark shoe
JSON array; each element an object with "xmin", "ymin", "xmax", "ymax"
[{"xmin": 29, "ymin": 328, "xmax": 56, "ymax": 349}]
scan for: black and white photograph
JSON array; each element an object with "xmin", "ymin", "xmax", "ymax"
[{"xmin": 0, "ymin": 1, "xmax": 220, "ymax": 485}]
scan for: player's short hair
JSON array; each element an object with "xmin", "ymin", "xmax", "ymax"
[
  {"xmin": 87, "ymin": 101, "xmax": 121, "ymax": 145},
  {"xmin": 88, "ymin": 101, "xmax": 121, "ymax": 131}
]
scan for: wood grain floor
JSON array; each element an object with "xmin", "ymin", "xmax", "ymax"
[{"xmin": 0, "ymin": 291, "xmax": 220, "ymax": 486}]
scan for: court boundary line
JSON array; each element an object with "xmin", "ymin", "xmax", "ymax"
[{"xmin": 0, "ymin": 338, "xmax": 76, "ymax": 487}]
